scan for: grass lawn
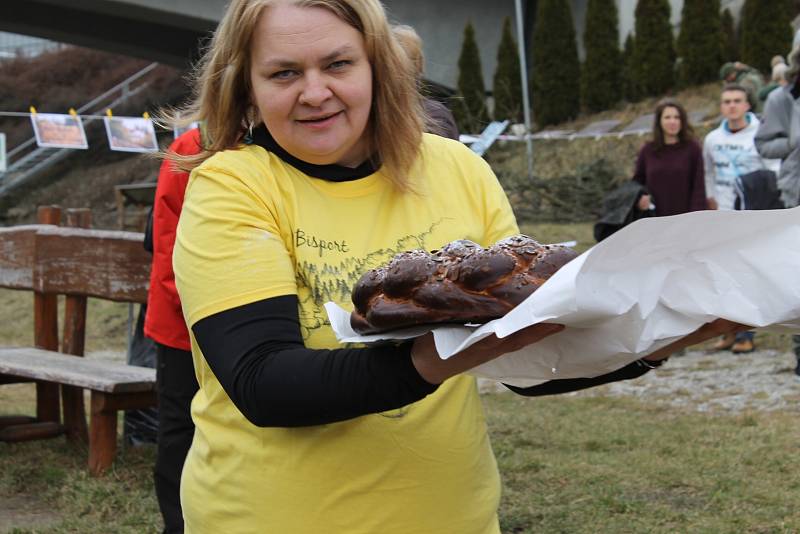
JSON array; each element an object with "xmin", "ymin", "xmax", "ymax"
[
  {"xmin": 1, "ymin": 393, "xmax": 798, "ymax": 533},
  {"xmin": 488, "ymin": 394, "xmax": 800, "ymax": 533}
]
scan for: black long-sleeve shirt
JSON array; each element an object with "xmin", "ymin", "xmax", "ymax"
[{"xmin": 193, "ymin": 295, "xmax": 662, "ymax": 427}]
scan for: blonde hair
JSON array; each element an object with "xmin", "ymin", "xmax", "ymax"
[
  {"xmin": 392, "ymin": 25, "xmax": 424, "ymax": 77},
  {"xmin": 165, "ymin": 0, "xmax": 424, "ymax": 190}
]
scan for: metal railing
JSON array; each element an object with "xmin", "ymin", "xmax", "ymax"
[{"xmin": 1, "ymin": 62, "xmax": 159, "ymax": 179}]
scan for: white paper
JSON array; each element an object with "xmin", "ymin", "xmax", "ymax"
[{"xmin": 326, "ymin": 207, "xmax": 800, "ymax": 387}]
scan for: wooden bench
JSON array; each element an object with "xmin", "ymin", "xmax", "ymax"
[
  {"xmin": 0, "ymin": 347, "xmax": 156, "ymax": 472},
  {"xmin": 0, "ymin": 206, "xmax": 156, "ymax": 475}
]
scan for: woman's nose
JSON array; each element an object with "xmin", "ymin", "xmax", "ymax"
[{"xmin": 299, "ymin": 72, "xmax": 333, "ymax": 107}]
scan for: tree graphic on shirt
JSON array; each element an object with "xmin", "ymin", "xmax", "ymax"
[{"xmin": 294, "ymin": 219, "xmax": 448, "ymax": 337}]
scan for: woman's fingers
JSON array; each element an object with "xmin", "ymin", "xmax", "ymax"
[
  {"xmin": 494, "ymin": 323, "xmax": 565, "ymax": 354},
  {"xmin": 414, "ymin": 316, "xmax": 751, "ymax": 384},
  {"xmin": 411, "ymin": 323, "xmax": 564, "ymax": 385}
]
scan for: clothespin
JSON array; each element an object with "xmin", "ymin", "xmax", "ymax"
[
  {"xmin": 29, "ymin": 106, "xmax": 37, "ymax": 115},
  {"xmin": 142, "ymin": 111, "xmax": 150, "ymax": 120},
  {"xmin": 68, "ymin": 108, "xmax": 77, "ymax": 117},
  {"xmin": 106, "ymin": 109, "xmax": 113, "ymax": 118}
]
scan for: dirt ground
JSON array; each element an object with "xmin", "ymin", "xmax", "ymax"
[
  {"xmin": 479, "ymin": 347, "xmax": 800, "ymax": 413},
  {"xmin": 0, "ymin": 494, "xmax": 61, "ymax": 533}
]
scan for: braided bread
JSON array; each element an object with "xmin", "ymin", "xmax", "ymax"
[{"xmin": 350, "ymin": 235, "xmax": 577, "ymax": 334}]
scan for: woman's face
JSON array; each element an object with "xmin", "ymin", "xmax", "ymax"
[
  {"xmin": 660, "ymin": 106, "xmax": 682, "ymax": 139},
  {"xmin": 249, "ymin": 4, "xmax": 373, "ymax": 167}
]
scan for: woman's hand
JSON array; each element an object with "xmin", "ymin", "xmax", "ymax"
[
  {"xmin": 410, "ymin": 323, "xmax": 564, "ymax": 384},
  {"xmin": 642, "ymin": 319, "xmax": 750, "ymax": 362},
  {"xmin": 637, "ymin": 194, "xmax": 652, "ymax": 211}
]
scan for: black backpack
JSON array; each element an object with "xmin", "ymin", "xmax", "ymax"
[{"xmin": 594, "ymin": 181, "xmax": 655, "ymax": 242}]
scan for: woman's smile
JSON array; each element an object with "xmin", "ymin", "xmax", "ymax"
[{"xmin": 296, "ymin": 110, "xmax": 344, "ymax": 129}]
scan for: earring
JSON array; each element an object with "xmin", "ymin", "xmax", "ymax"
[{"xmin": 243, "ymin": 118, "xmax": 255, "ymax": 144}]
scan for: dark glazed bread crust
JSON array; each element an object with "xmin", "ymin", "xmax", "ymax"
[{"xmin": 350, "ymin": 235, "xmax": 578, "ymax": 334}]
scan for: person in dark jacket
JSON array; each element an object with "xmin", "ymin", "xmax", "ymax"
[
  {"xmin": 720, "ymin": 61, "xmax": 765, "ymax": 112},
  {"xmin": 633, "ymin": 98, "xmax": 707, "ymax": 217},
  {"xmin": 144, "ymin": 127, "xmax": 202, "ymax": 534},
  {"xmin": 755, "ymin": 46, "xmax": 800, "ymax": 375},
  {"xmin": 392, "ymin": 24, "xmax": 460, "ymax": 141}
]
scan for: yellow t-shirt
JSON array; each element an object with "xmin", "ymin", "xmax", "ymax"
[{"xmin": 174, "ymin": 133, "xmax": 519, "ymax": 534}]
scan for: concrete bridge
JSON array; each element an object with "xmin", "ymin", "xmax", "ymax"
[
  {"xmin": 1, "ymin": 0, "xmax": 744, "ymax": 90},
  {"xmin": 0, "ymin": 0, "xmax": 524, "ymax": 90}
]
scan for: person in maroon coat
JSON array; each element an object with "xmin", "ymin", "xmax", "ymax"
[{"xmin": 633, "ymin": 99, "xmax": 707, "ymax": 217}]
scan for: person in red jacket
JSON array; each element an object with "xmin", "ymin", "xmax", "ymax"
[{"xmin": 144, "ymin": 127, "xmax": 202, "ymax": 534}]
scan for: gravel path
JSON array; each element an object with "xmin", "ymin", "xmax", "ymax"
[
  {"xmin": 95, "ymin": 347, "xmax": 800, "ymax": 413},
  {"xmin": 480, "ymin": 349, "xmax": 800, "ymax": 413}
]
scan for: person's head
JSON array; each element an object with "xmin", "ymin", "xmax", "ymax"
[
  {"xmin": 173, "ymin": 0, "xmax": 423, "ymax": 188},
  {"xmin": 720, "ymin": 62, "xmax": 738, "ymax": 82},
  {"xmin": 771, "ymin": 55, "xmax": 786, "ymax": 68},
  {"xmin": 652, "ymin": 98, "xmax": 693, "ymax": 148},
  {"xmin": 786, "ymin": 46, "xmax": 800, "ymax": 87},
  {"xmin": 719, "ymin": 83, "xmax": 750, "ymax": 123},
  {"xmin": 772, "ymin": 62, "xmax": 789, "ymax": 84},
  {"xmin": 392, "ymin": 25, "xmax": 424, "ymax": 78}
]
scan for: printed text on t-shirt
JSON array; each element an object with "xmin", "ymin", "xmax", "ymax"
[{"xmin": 295, "ymin": 228, "xmax": 350, "ymax": 257}]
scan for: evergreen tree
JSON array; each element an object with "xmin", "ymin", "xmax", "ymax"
[
  {"xmin": 493, "ymin": 17, "xmax": 523, "ymax": 122},
  {"xmin": 740, "ymin": 0, "xmax": 793, "ymax": 73},
  {"xmin": 581, "ymin": 0, "xmax": 621, "ymax": 112},
  {"xmin": 531, "ymin": 0, "xmax": 581, "ymax": 126},
  {"xmin": 453, "ymin": 21, "xmax": 489, "ymax": 133},
  {"xmin": 720, "ymin": 8, "xmax": 739, "ymax": 62},
  {"xmin": 622, "ymin": 33, "xmax": 640, "ymax": 101},
  {"xmin": 632, "ymin": 0, "xmax": 675, "ymax": 97},
  {"xmin": 677, "ymin": 0, "xmax": 722, "ymax": 86}
]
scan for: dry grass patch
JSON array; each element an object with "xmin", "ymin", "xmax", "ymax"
[{"xmin": 487, "ymin": 394, "xmax": 800, "ymax": 533}]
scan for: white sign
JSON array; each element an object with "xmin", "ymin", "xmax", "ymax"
[
  {"xmin": 469, "ymin": 120, "xmax": 509, "ymax": 156},
  {"xmin": 30, "ymin": 113, "xmax": 88, "ymax": 149},
  {"xmin": 0, "ymin": 133, "xmax": 5, "ymax": 173},
  {"xmin": 174, "ymin": 121, "xmax": 201, "ymax": 140},
  {"xmin": 104, "ymin": 116, "xmax": 159, "ymax": 153}
]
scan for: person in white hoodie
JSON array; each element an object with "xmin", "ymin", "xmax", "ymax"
[
  {"xmin": 704, "ymin": 83, "xmax": 769, "ymax": 212},
  {"xmin": 703, "ymin": 83, "xmax": 766, "ymax": 353}
]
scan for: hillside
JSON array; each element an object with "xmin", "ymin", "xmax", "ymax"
[
  {"xmin": 0, "ymin": 46, "xmax": 188, "ymax": 229},
  {"xmin": 0, "ymin": 46, "xmax": 725, "ymax": 229}
]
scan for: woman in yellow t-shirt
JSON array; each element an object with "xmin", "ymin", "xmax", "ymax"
[{"xmin": 168, "ymin": 1, "xmax": 747, "ymax": 532}]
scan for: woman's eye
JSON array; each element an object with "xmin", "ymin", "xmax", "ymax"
[
  {"xmin": 328, "ymin": 60, "xmax": 351, "ymax": 70},
  {"xmin": 270, "ymin": 70, "xmax": 296, "ymax": 80}
]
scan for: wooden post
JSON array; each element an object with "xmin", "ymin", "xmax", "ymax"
[
  {"xmin": 114, "ymin": 188, "xmax": 126, "ymax": 230},
  {"xmin": 89, "ymin": 392, "xmax": 118, "ymax": 476},
  {"xmin": 0, "ymin": 421, "xmax": 64, "ymax": 442},
  {"xmin": 88, "ymin": 390, "xmax": 157, "ymax": 475},
  {"xmin": 34, "ymin": 206, "xmax": 61, "ymax": 424},
  {"xmin": 61, "ymin": 208, "xmax": 92, "ymax": 444}
]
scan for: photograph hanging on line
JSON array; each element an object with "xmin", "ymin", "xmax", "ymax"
[
  {"xmin": 104, "ymin": 116, "xmax": 159, "ymax": 153},
  {"xmin": 0, "ymin": 133, "xmax": 6, "ymax": 173},
  {"xmin": 30, "ymin": 113, "xmax": 89, "ymax": 149},
  {"xmin": 174, "ymin": 121, "xmax": 201, "ymax": 139}
]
